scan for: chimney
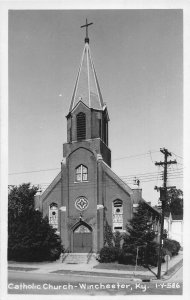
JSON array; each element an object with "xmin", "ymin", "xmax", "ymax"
[{"xmin": 132, "ymin": 188, "xmax": 142, "ymax": 205}]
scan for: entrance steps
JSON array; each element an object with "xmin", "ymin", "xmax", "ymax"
[{"xmin": 62, "ymin": 253, "xmax": 97, "ymax": 264}]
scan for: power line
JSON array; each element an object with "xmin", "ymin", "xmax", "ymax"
[
  {"xmin": 120, "ymin": 169, "xmax": 183, "ymax": 179},
  {"xmin": 9, "ymin": 170, "xmax": 183, "ymax": 189},
  {"xmin": 8, "ymin": 150, "xmax": 161, "ymax": 175},
  {"xmin": 9, "ymin": 167, "xmax": 60, "ymax": 175},
  {"xmin": 112, "ymin": 150, "xmax": 159, "ymax": 161},
  {"xmin": 123, "ymin": 173, "xmax": 183, "ymax": 181},
  {"xmin": 9, "ymin": 162, "xmax": 183, "ymax": 177},
  {"xmin": 171, "ymin": 152, "xmax": 183, "ymax": 159},
  {"xmin": 24, "ymin": 174, "xmax": 183, "ymax": 195},
  {"xmin": 13, "ymin": 171, "xmax": 182, "ymax": 187}
]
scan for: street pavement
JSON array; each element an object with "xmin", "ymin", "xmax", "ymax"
[
  {"xmin": 7, "ymin": 251, "xmax": 183, "ymax": 295},
  {"xmin": 8, "ymin": 250, "xmax": 183, "ymax": 279}
]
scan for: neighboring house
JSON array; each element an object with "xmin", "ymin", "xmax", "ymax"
[
  {"xmin": 164, "ymin": 213, "xmax": 183, "ymax": 246},
  {"xmin": 35, "ymin": 28, "xmax": 161, "ymax": 254}
]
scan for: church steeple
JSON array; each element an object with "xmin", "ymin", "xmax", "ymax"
[
  {"xmin": 65, "ymin": 20, "xmax": 111, "ymax": 166},
  {"xmin": 69, "ymin": 19, "xmax": 104, "ymax": 112}
]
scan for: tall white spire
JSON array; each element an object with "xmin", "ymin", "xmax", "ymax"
[
  {"xmin": 69, "ymin": 20, "xmax": 104, "ymax": 112},
  {"xmin": 69, "ymin": 42, "xmax": 104, "ymax": 112}
]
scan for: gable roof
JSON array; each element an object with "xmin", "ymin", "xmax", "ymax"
[
  {"xmin": 143, "ymin": 200, "xmax": 161, "ymax": 217},
  {"xmin": 41, "ymin": 172, "xmax": 61, "ymax": 202}
]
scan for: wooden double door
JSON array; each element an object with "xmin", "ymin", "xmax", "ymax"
[{"xmin": 73, "ymin": 225, "xmax": 92, "ymax": 253}]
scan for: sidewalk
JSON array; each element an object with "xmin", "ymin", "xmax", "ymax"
[{"xmin": 8, "ymin": 251, "xmax": 183, "ymax": 281}]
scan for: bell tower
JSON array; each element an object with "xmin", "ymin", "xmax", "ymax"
[{"xmin": 64, "ymin": 19, "xmax": 111, "ymax": 166}]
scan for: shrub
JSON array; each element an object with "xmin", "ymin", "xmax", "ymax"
[
  {"xmin": 113, "ymin": 231, "xmax": 123, "ymax": 249},
  {"xmin": 99, "ymin": 246, "xmax": 119, "ymax": 263},
  {"xmin": 104, "ymin": 221, "xmax": 114, "ymax": 247},
  {"xmin": 145, "ymin": 242, "xmax": 172, "ymax": 266},
  {"xmin": 163, "ymin": 239, "xmax": 180, "ymax": 256},
  {"xmin": 8, "ymin": 183, "xmax": 63, "ymax": 262},
  {"xmin": 118, "ymin": 251, "xmax": 135, "ymax": 265},
  {"xmin": 8, "ymin": 210, "xmax": 63, "ymax": 262},
  {"xmin": 144, "ymin": 238, "xmax": 180, "ymax": 267}
]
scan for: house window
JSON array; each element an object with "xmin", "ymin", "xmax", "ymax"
[
  {"xmin": 76, "ymin": 165, "xmax": 88, "ymax": 182},
  {"xmin": 77, "ymin": 112, "xmax": 86, "ymax": 140},
  {"xmin": 49, "ymin": 203, "xmax": 58, "ymax": 229},
  {"xmin": 112, "ymin": 199, "xmax": 123, "ymax": 231}
]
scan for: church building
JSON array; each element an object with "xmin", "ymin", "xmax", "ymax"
[{"xmin": 35, "ymin": 21, "xmax": 160, "ymax": 254}]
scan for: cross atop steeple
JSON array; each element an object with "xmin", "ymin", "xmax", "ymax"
[
  {"xmin": 81, "ymin": 18, "xmax": 93, "ymax": 43},
  {"xmin": 69, "ymin": 18, "xmax": 104, "ymax": 112}
]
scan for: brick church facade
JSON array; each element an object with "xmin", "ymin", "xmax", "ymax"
[{"xmin": 35, "ymin": 27, "xmax": 160, "ymax": 253}]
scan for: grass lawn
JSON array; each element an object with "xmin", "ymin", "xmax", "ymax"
[{"xmin": 93, "ymin": 262, "xmax": 147, "ymax": 271}]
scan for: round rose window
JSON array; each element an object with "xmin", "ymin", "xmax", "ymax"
[{"xmin": 75, "ymin": 197, "xmax": 89, "ymax": 211}]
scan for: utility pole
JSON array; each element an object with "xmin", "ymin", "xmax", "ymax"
[{"xmin": 155, "ymin": 148, "xmax": 177, "ymax": 279}]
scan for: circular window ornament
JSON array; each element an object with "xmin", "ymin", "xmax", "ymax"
[{"xmin": 75, "ymin": 197, "xmax": 89, "ymax": 211}]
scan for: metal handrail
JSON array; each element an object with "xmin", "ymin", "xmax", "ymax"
[
  {"xmin": 87, "ymin": 248, "xmax": 93, "ymax": 264},
  {"xmin": 61, "ymin": 247, "xmax": 70, "ymax": 263}
]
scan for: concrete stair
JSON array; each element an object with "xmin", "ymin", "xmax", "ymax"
[{"xmin": 62, "ymin": 253, "xmax": 96, "ymax": 264}]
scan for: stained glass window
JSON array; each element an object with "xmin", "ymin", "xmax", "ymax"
[
  {"xmin": 112, "ymin": 199, "xmax": 123, "ymax": 231},
  {"xmin": 49, "ymin": 203, "xmax": 58, "ymax": 229}
]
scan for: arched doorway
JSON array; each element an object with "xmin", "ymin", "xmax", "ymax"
[{"xmin": 73, "ymin": 221, "xmax": 92, "ymax": 253}]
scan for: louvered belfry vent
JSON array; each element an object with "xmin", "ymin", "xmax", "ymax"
[{"xmin": 77, "ymin": 112, "xmax": 86, "ymax": 140}]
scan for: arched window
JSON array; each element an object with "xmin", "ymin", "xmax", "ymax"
[
  {"xmin": 112, "ymin": 199, "xmax": 123, "ymax": 231},
  {"xmin": 75, "ymin": 165, "xmax": 88, "ymax": 182},
  {"xmin": 49, "ymin": 203, "xmax": 58, "ymax": 229},
  {"xmin": 76, "ymin": 112, "xmax": 86, "ymax": 140}
]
